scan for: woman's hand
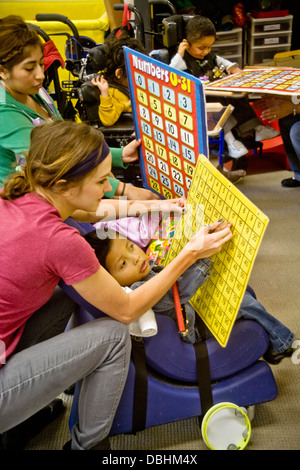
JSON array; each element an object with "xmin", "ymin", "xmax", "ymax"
[
  {"xmin": 121, "ymin": 138, "xmax": 142, "ymax": 163},
  {"xmin": 184, "ymin": 220, "xmax": 232, "ymax": 259},
  {"xmin": 91, "ymin": 75, "xmax": 109, "ymax": 97},
  {"xmin": 149, "ymin": 197, "xmax": 187, "ymax": 215},
  {"xmin": 253, "ymin": 95, "xmax": 294, "ymax": 123}
]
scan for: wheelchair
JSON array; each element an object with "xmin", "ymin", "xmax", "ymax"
[
  {"xmin": 32, "ymin": 14, "xmax": 141, "ymax": 185},
  {"xmin": 151, "ymin": 14, "xmax": 264, "ymax": 163},
  {"xmin": 61, "ymin": 218, "xmax": 278, "ymax": 444}
]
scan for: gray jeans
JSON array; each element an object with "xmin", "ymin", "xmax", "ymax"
[{"xmin": 0, "ymin": 287, "xmax": 131, "ymax": 450}]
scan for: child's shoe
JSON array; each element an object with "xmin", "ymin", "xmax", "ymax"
[
  {"xmin": 217, "ymin": 165, "xmax": 246, "ymax": 184},
  {"xmin": 263, "ymin": 343, "xmax": 295, "ymax": 365},
  {"xmin": 255, "ymin": 125, "xmax": 280, "ymax": 141},
  {"xmin": 227, "ymin": 139, "xmax": 248, "ymax": 159}
]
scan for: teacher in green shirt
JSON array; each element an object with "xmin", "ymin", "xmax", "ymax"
[{"xmin": 0, "ymin": 15, "xmax": 158, "ymax": 200}]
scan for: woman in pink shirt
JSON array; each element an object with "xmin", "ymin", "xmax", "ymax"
[{"xmin": 0, "ymin": 120, "xmax": 232, "ymax": 450}]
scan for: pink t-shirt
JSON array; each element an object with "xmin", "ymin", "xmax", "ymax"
[{"xmin": 0, "ymin": 192, "xmax": 100, "ymax": 361}]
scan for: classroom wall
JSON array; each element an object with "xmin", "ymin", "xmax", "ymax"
[{"xmin": 0, "ymin": 1, "xmax": 110, "ymax": 81}]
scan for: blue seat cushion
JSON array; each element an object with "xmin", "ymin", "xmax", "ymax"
[{"xmin": 144, "ymin": 314, "xmax": 269, "ymax": 382}]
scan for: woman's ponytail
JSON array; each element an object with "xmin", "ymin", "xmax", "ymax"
[{"xmin": 1, "ymin": 165, "xmax": 32, "ymax": 200}]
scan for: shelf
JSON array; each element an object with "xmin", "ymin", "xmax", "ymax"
[
  {"xmin": 212, "ymin": 28, "xmax": 243, "ymax": 66},
  {"xmin": 245, "ymin": 14, "xmax": 293, "ymax": 66}
]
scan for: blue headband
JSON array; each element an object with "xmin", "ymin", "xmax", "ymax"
[{"xmin": 63, "ymin": 140, "xmax": 110, "ymax": 180}]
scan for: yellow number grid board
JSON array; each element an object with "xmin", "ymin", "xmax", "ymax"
[{"xmin": 165, "ymin": 155, "xmax": 269, "ymax": 347}]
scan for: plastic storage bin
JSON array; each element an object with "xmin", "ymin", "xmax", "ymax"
[
  {"xmin": 252, "ymin": 31, "xmax": 292, "ymax": 47},
  {"xmin": 249, "ymin": 15, "xmax": 294, "ymax": 34},
  {"xmin": 247, "ymin": 44, "xmax": 291, "ymax": 65},
  {"xmin": 211, "ymin": 28, "xmax": 243, "ymax": 67},
  {"xmin": 245, "ymin": 14, "xmax": 293, "ymax": 66}
]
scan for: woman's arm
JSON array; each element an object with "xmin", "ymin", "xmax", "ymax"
[
  {"xmin": 114, "ymin": 183, "xmax": 161, "ymax": 200},
  {"xmin": 96, "ymin": 197, "xmax": 186, "ymax": 221},
  {"xmin": 70, "ymin": 197, "xmax": 185, "ymax": 223},
  {"xmin": 72, "ymin": 222, "xmax": 233, "ymax": 323}
]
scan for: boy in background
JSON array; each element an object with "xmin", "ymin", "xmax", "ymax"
[{"xmin": 169, "ymin": 16, "xmax": 279, "ymax": 171}]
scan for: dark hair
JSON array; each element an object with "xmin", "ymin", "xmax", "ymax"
[
  {"xmin": 103, "ymin": 36, "xmax": 145, "ymax": 83},
  {"xmin": 185, "ymin": 15, "xmax": 216, "ymax": 43},
  {"xmin": 0, "ymin": 15, "xmax": 43, "ymax": 72},
  {"xmin": 84, "ymin": 230, "xmax": 114, "ymax": 269}
]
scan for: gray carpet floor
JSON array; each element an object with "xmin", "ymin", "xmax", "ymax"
[{"xmin": 25, "ymin": 165, "xmax": 300, "ymax": 451}]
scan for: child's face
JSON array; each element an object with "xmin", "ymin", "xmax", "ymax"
[
  {"xmin": 188, "ymin": 35, "xmax": 215, "ymax": 60},
  {"xmin": 105, "ymin": 237, "xmax": 151, "ymax": 286}
]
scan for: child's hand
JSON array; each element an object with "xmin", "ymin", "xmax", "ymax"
[
  {"xmin": 177, "ymin": 39, "xmax": 189, "ymax": 58},
  {"xmin": 91, "ymin": 75, "xmax": 109, "ymax": 97},
  {"xmin": 227, "ymin": 65, "xmax": 242, "ymax": 75}
]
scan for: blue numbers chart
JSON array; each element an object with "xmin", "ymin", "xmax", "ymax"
[{"xmin": 124, "ymin": 47, "xmax": 208, "ymax": 199}]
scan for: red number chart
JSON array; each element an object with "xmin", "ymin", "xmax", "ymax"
[
  {"xmin": 205, "ymin": 68, "xmax": 300, "ymax": 96},
  {"xmin": 124, "ymin": 47, "xmax": 208, "ymax": 199}
]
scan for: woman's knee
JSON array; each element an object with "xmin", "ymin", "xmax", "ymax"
[
  {"xmin": 92, "ymin": 318, "xmax": 132, "ymax": 370},
  {"xmin": 86, "ymin": 317, "xmax": 131, "ymax": 354}
]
